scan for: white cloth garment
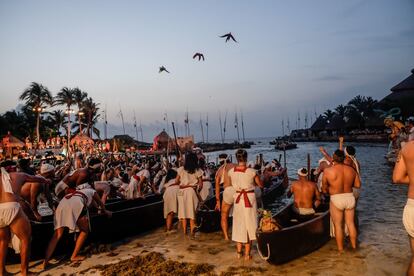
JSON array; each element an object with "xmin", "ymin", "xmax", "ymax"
[
  {"xmin": 163, "ymin": 179, "xmax": 179, "ymax": 218},
  {"xmin": 228, "ymin": 167, "xmax": 258, "ymax": 243},
  {"xmin": 54, "ymin": 188, "xmax": 95, "ymax": 232},
  {"xmin": 404, "ymin": 199, "xmax": 414, "ymax": 238},
  {"xmin": 1, "ymin": 167, "xmax": 13, "ymax": 194},
  {"xmin": 177, "ymin": 167, "xmax": 203, "ymax": 220},
  {"xmin": 199, "ymin": 170, "xmax": 213, "ymax": 201}
]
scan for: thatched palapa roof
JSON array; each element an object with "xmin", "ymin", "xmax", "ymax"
[
  {"xmin": 377, "ymin": 68, "xmax": 414, "ymax": 118},
  {"xmin": 325, "ymin": 115, "xmax": 346, "ymax": 131},
  {"xmin": 310, "ymin": 116, "xmax": 327, "ymax": 131}
]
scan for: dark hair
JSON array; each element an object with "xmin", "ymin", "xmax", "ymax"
[
  {"xmin": 18, "ymin": 158, "xmax": 30, "ymax": 168},
  {"xmin": 0, "ymin": 160, "xmax": 16, "ymax": 168},
  {"xmin": 333, "ymin": 150, "xmax": 345, "ymax": 163},
  {"xmin": 345, "ymin": 146, "xmax": 356, "ymax": 156},
  {"xmin": 219, "ymin": 153, "xmax": 228, "ymax": 159},
  {"xmin": 184, "ymin": 152, "xmax": 199, "ymax": 174},
  {"xmin": 235, "ymin": 149, "xmax": 247, "ymax": 162},
  {"xmin": 198, "ymin": 158, "xmax": 206, "ymax": 169},
  {"xmin": 165, "ymin": 169, "xmax": 178, "ymax": 182},
  {"xmin": 88, "ymin": 158, "xmax": 101, "ymax": 167}
]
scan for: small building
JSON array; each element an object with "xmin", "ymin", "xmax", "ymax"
[{"xmin": 377, "ymin": 68, "xmax": 414, "ymax": 119}]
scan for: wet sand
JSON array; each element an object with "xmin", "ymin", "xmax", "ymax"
[
  {"xmin": 6, "ymin": 142, "xmax": 411, "ymax": 275},
  {"xmin": 6, "ymin": 225, "xmax": 408, "ymax": 275}
]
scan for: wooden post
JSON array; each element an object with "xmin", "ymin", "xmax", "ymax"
[
  {"xmin": 307, "ymin": 153, "xmax": 311, "ymax": 180},
  {"xmin": 171, "ymin": 122, "xmax": 181, "ymax": 157},
  {"xmin": 283, "ymin": 146, "xmax": 287, "ymax": 168}
]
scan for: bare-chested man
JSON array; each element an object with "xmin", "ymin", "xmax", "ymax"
[
  {"xmin": 214, "ymin": 153, "xmax": 236, "ymax": 240},
  {"xmin": 393, "ymin": 140, "xmax": 414, "ymax": 275},
  {"xmin": 20, "ymin": 163, "xmax": 55, "ymax": 221},
  {"xmin": 322, "ymin": 150, "xmax": 360, "ymax": 252},
  {"xmin": 55, "ymin": 158, "xmax": 101, "ymax": 198},
  {"xmin": 288, "ymin": 168, "xmax": 321, "ymax": 216},
  {"xmin": 0, "ymin": 160, "xmax": 50, "ymax": 276}
]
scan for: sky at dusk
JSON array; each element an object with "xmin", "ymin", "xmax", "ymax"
[{"xmin": 0, "ymin": 0, "xmax": 413, "ymax": 142}]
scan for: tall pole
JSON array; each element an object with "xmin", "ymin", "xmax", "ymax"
[
  {"xmin": 234, "ymin": 110, "xmax": 240, "ymax": 143},
  {"xmin": 104, "ymin": 106, "xmax": 107, "ymax": 140},
  {"xmin": 119, "ymin": 106, "xmax": 126, "ymax": 135},
  {"xmin": 133, "ymin": 110, "xmax": 139, "ymax": 141},
  {"xmin": 223, "ymin": 110, "xmax": 228, "ymax": 142},
  {"xmin": 219, "ymin": 111, "xmax": 224, "ymax": 143},
  {"xmin": 139, "ymin": 121, "xmax": 144, "ymax": 142},
  {"xmin": 241, "ymin": 110, "xmax": 245, "ymax": 143},
  {"xmin": 282, "ymin": 120, "xmax": 285, "ymax": 136},
  {"xmin": 199, "ymin": 115, "xmax": 205, "ymax": 143},
  {"xmin": 206, "ymin": 113, "xmax": 209, "ymax": 143}
]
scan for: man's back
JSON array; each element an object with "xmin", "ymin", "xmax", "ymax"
[
  {"xmin": 291, "ymin": 180, "xmax": 317, "ymax": 209},
  {"xmin": 324, "ymin": 164, "xmax": 358, "ymax": 195}
]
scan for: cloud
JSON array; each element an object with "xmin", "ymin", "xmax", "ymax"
[{"xmin": 314, "ymin": 75, "xmax": 347, "ymax": 81}]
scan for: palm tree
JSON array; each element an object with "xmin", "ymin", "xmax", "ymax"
[
  {"xmin": 55, "ymin": 87, "xmax": 75, "ymax": 146},
  {"xmin": 48, "ymin": 110, "xmax": 65, "ymax": 135},
  {"xmin": 73, "ymin": 87, "xmax": 88, "ymax": 134},
  {"xmin": 19, "ymin": 82, "xmax": 53, "ymax": 142},
  {"xmin": 323, "ymin": 109, "xmax": 335, "ymax": 121},
  {"xmin": 334, "ymin": 105, "xmax": 347, "ymax": 120},
  {"xmin": 82, "ymin": 97, "xmax": 100, "ymax": 138}
]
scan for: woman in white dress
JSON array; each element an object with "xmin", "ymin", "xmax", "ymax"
[
  {"xmin": 176, "ymin": 152, "xmax": 203, "ymax": 236},
  {"xmin": 228, "ymin": 149, "xmax": 263, "ymax": 260},
  {"xmin": 162, "ymin": 169, "xmax": 179, "ymax": 231}
]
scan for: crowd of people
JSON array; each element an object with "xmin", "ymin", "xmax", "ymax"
[{"xmin": 2, "ymin": 124, "xmax": 414, "ymax": 275}]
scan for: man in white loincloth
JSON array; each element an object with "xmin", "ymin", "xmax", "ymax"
[
  {"xmin": 228, "ymin": 149, "xmax": 263, "ymax": 260},
  {"xmin": 42, "ymin": 183, "xmax": 110, "ymax": 269},
  {"xmin": 322, "ymin": 150, "xmax": 360, "ymax": 252},
  {"xmin": 214, "ymin": 153, "xmax": 236, "ymax": 240},
  {"xmin": 288, "ymin": 168, "xmax": 321, "ymax": 216},
  {"xmin": 393, "ymin": 139, "xmax": 414, "ymax": 275},
  {"xmin": 0, "ymin": 160, "xmax": 51, "ymax": 276}
]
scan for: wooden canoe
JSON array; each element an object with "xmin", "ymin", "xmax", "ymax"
[
  {"xmin": 197, "ymin": 176, "xmax": 287, "ymax": 233},
  {"xmin": 256, "ymin": 203, "xmax": 331, "ymax": 265},
  {"xmin": 29, "ymin": 194, "xmax": 164, "ymax": 258}
]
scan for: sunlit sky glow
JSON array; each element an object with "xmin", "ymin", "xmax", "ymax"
[{"xmin": 0, "ymin": 0, "xmax": 413, "ymax": 141}]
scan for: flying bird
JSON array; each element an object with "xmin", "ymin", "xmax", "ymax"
[
  {"xmin": 159, "ymin": 66, "xmax": 170, "ymax": 73},
  {"xmin": 220, "ymin": 32, "xmax": 237, "ymax": 43},
  {"xmin": 193, "ymin": 52, "xmax": 205, "ymax": 61}
]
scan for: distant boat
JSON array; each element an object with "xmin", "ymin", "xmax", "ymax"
[{"xmin": 270, "ymin": 138, "xmax": 297, "ymax": 150}]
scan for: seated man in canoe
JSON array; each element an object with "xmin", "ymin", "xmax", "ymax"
[
  {"xmin": 322, "ymin": 150, "xmax": 360, "ymax": 252},
  {"xmin": 288, "ymin": 168, "xmax": 321, "ymax": 217}
]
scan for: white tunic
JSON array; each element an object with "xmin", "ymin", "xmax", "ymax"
[
  {"xmin": 163, "ymin": 179, "xmax": 179, "ymax": 218},
  {"xmin": 125, "ymin": 175, "xmax": 140, "ymax": 199},
  {"xmin": 199, "ymin": 170, "xmax": 213, "ymax": 201},
  {"xmin": 54, "ymin": 187, "xmax": 96, "ymax": 232},
  {"xmin": 228, "ymin": 167, "xmax": 258, "ymax": 243},
  {"xmin": 177, "ymin": 167, "xmax": 203, "ymax": 220}
]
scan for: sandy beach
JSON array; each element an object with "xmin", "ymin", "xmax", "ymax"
[{"xmin": 4, "ymin": 142, "xmax": 410, "ymax": 276}]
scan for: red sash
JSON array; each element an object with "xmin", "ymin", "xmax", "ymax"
[
  {"xmin": 65, "ymin": 190, "xmax": 88, "ymax": 205},
  {"xmin": 235, "ymin": 189, "xmax": 254, "ymax": 208}
]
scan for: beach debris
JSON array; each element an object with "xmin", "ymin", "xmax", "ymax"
[
  {"xmin": 159, "ymin": 66, "xmax": 170, "ymax": 73},
  {"xmin": 193, "ymin": 52, "xmax": 205, "ymax": 61},
  {"xmin": 220, "ymin": 32, "xmax": 237, "ymax": 43},
  {"xmin": 95, "ymin": 251, "xmax": 215, "ymax": 276}
]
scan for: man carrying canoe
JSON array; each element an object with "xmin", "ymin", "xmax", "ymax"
[
  {"xmin": 322, "ymin": 150, "xmax": 360, "ymax": 252},
  {"xmin": 214, "ymin": 153, "xmax": 235, "ymax": 240},
  {"xmin": 288, "ymin": 167, "xmax": 321, "ymax": 216},
  {"xmin": 393, "ymin": 139, "xmax": 414, "ymax": 275}
]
